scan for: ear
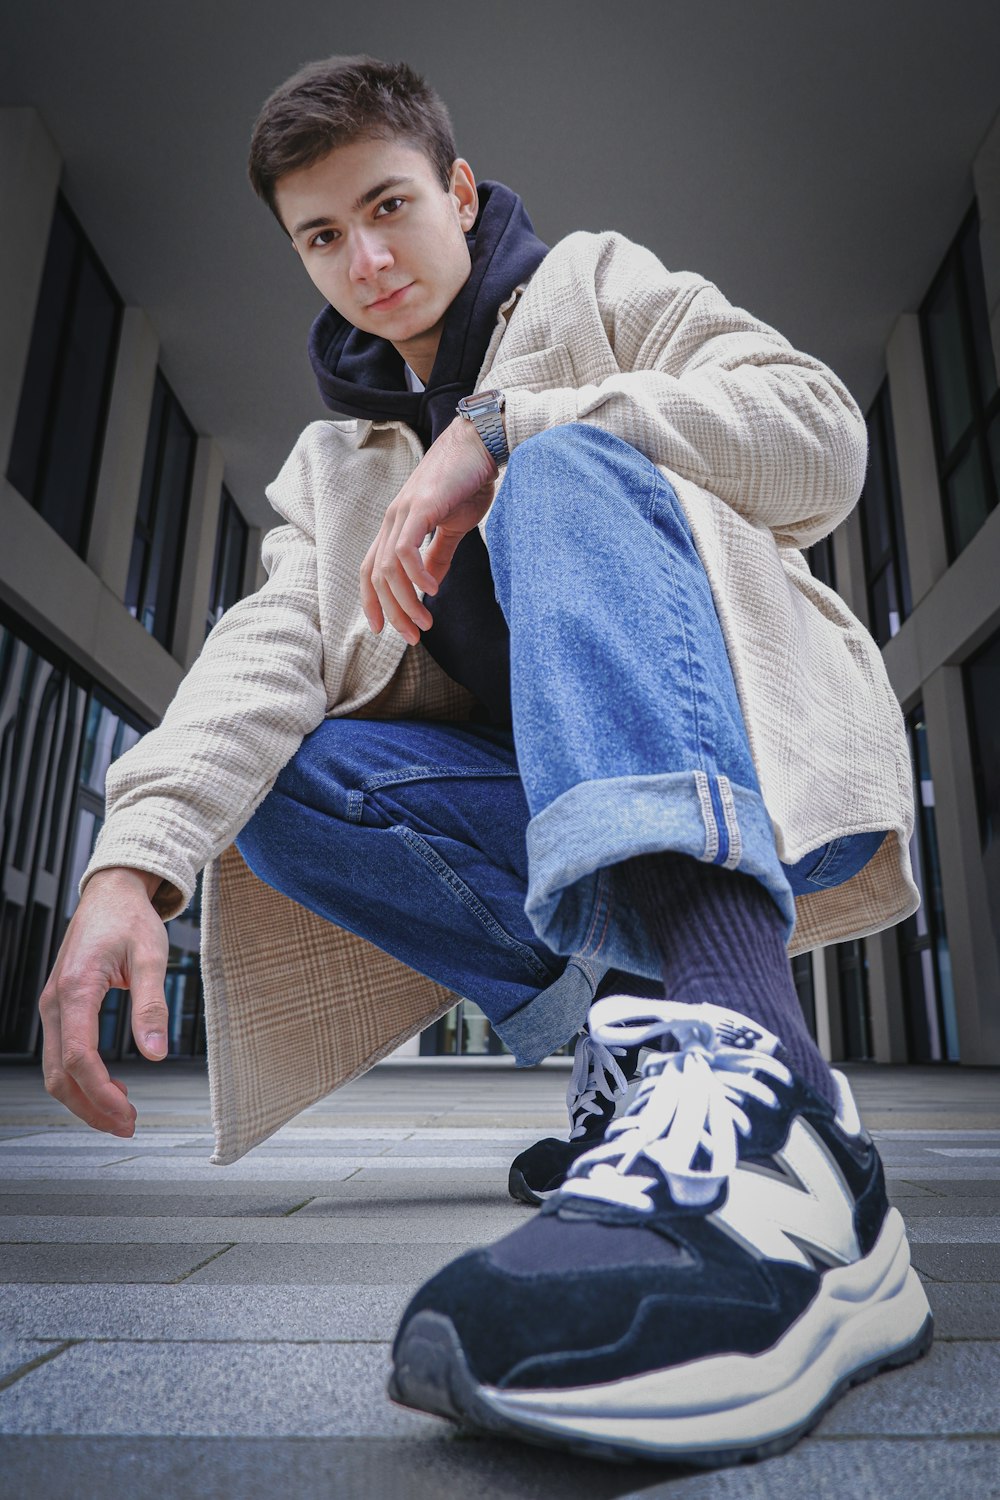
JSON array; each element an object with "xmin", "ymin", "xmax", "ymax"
[{"xmin": 449, "ymin": 158, "xmax": 479, "ymax": 231}]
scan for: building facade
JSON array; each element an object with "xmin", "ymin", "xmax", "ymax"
[{"xmin": 2, "ymin": 104, "xmax": 999, "ymax": 1067}]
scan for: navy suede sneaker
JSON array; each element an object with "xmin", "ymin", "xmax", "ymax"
[
  {"xmin": 390, "ymin": 997, "xmax": 933, "ymax": 1467},
  {"xmin": 508, "ymin": 1021, "xmax": 643, "ymax": 1206}
]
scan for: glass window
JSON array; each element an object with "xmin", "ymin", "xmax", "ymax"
[
  {"xmin": 921, "ymin": 203, "xmax": 1000, "ymax": 559},
  {"xmin": 791, "ymin": 952, "xmax": 817, "ymax": 1040},
  {"xmin": 125, "ymin": 371, "xmax": 196, "ymax": 650},
  {"xmin": 859, "ymin": 381, "xmax": 912, "ymax": 647},
  {"xmin": 896, "ymin": 708, "xmax": 958, "ymax": 1062},
  {"xmin": 206, "ymin": 487, "xmax": 249, "ymax": 635},
  {"xmin": 805, "ymin": 534, "xmax": 837, "ymax": 591},
  {"xmin": 835, "ymin": 940, "xmax": 872, "ymax": 1061},
  {"xmin": 965, "ymin": 625, "xmax": 1000, "ymax": 862},
  {"xmin": 6, "ymin": 194, "xmax": 122, "ymax": 556}
]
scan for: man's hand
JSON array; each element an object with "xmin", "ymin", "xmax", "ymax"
[
  {"xmin": 360, "ymin": 415, "xmax": 499, "ymax": 645},
  {"xmin": 38, "ymin": 867, "xmax": 170, "ymax": 1137}
]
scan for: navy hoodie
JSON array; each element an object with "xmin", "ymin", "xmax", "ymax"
[{"xmin": 308, "ymin": 182, "xmax": 549, "ymax": 726}]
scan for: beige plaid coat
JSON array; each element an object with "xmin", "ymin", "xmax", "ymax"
[{"xmin": 83, "ymin": 230, "xmax": 919, "ymax": 1164}]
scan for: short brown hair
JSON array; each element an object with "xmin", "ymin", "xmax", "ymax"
[{"xmin": 248, "ymin": 55, "xmax": 457, "ymax": 232}]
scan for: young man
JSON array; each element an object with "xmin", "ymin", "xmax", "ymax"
[{"xmin": 40, "ymin": 55, "xmax": 932, "ymax": 1466}]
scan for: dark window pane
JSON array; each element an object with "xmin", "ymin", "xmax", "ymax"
[
  {"xmin": 861, "ymin": 382, "xmax": 910, "ymax": 645},
  {"xmin": 6, "ymin": 201, "xmax": 77, "ymax": 503},
  {"xmin": 961, "ymin": 216, "xmax": 999, "ymax": 406},
  {"xmin": 924, "ymin": 268, "xmax": 974, "ymax": 454},
  {"xmin": 965, "ymin": 629, "xmax": 1000, "ymax": 856},
  {"xmin": 207, "ymin": 489, "xmax": 249, "ymax": 634},
  {"xmin": 35, "ymin": 255, "xmax": 119, "ymax": 553},
  {"xmin": 862, "ymin": 411, "xmax": 891, "ymax": 564},
  {"xmin": 128, "ymin": 372, "xmax": 195, "ymax": 649},
  {"xmin": 989, "ymin": 410, "xmax": 1000, "ymax": 497},
  {"xmin": 946, "ymin": 442, "xmax": 991, "ymax": 553},
  {"xmin": 6, "ymin": 196, "xmax": 121, "ymax": 557}
]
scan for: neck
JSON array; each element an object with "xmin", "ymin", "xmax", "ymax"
[{"xmin": 392, "ymin": 321, "xmax": 444, "ymax": 386}]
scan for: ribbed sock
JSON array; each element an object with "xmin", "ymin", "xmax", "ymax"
[{"xmin": 616, "ymin": 851, "xmax": 837, "ymax": 1109}]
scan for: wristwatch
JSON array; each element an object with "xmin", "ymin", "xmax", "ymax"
[{"xmin": 456, "ymin": 388, "xmax": 508, "ymax": 465}]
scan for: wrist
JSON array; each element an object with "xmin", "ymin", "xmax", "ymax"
[
  {"xmin": 88, "ymin": 866, "xmax": 162, "ymax": 901},
  {"xmin": 455, "ymin": 388, "xmax": 508, "ymax": 467}
]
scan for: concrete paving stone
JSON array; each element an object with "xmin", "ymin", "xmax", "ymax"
[
  {"xmin": 298, "ymin": 1176, "xmax": 515, "ymax": 1204},
  {"xmin": 0, "ymin": 1193, "xmax": 318, "ymax": 1217},
  {"xmin": 0, "ymin": 1133, "xmax": 214, "ymax": 1150},
  {"xmin": 892, "ymin": 1196, "xmax": 1000, "ymax": 1217},
  {"xmin": 0, "ymin": 1156, "xmax": 365, "ymax": 1181},
  {"xmin": 0, "ymin": 1340, "xmax": 435, "ymax": 1438},
  {"xmin": 906, "ymin": 1218, "xmax": 1000, "ymax": 1243},
  {"xmin": 927, "ymin": 1147, "xmax": 1000, "ymax": 1158},
  {"xmin": 923, "ymin": 1284, "xmax": 1000, "ymax": 1339},
  {"xmin": 909, "ymin": 1243, "xmax": 1000, "ymax": 1281},
  {"xmin": 0, "ymin": 1284, "xmax": 412, "ymax": 1342},
  {"xmin": 0, "ymin": 1208, "xmax": 533, "ymax": 1244},
  {"xmin": 876, "ymin": 1166, "xmax": 1000, "ymax": 1182},
  {"xmin": 894, "ymin": 1177, "xmax": 1000, "ymax": 1198},
  {"xmin": 0, "ymin": 1340, "xmax": 66, "ymax": 1383},
  {"xmin": 0, "ymin": 1242, "xmax": 232, "ymax": 1284},
  {"xmin": 820, "ymin": 1341, "xmax": 1000, "ymax": 1434},
  {"xmin": 342, "ymin": 1155, "xmax": 514, "ymax": 1169},
  {"xmin": 183, "ymin": 1240, "xmax": 463, "ymax": 1285},
  {"xmin": 2, "ymin": 1436, "xmax": 1000, "ymax": 1500}
]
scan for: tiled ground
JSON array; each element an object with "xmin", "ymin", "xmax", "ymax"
[{"xmin": 1, "ymin": 1057, "xmax": 998, "ymax": 1500}]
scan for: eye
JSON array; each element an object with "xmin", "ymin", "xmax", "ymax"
[
  {"xmin": 308, "ymin": 228, "xmax": 339, "ymax": 249},
  {"xmin": 375, "ymin": 196, "xmax": 404, "ymax": 217}
]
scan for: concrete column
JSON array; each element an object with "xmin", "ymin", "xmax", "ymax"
[
  {"xmin": 86, "ymin": 309, "xmax": 159, "ymax": 596},
  {"xmin": 866, "ymin": 926, "xmax": 909, "ymax": 1064},
  {"xmin": 173, "ymin": 437, "xmax": 225, "ymax": 669},
  {"xmin": 811, "ymin": 948, "xmax": 832, "ymax": 1063},
  {"xmin": 0, "ymin": 108, "xmax": 61, "ymax": 474},
  {"xmin": 922, "ymin": 664, "xmax": 1000, "ymax": 1065},
  {"xmin": 972, "ymin": 105, "xmax": 1000, "ymax": 379},
  {"xmin": 885, "ymin": 315, "xmax": 949, "ymax": 602}
]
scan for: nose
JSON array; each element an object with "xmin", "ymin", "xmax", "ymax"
[{"xmin": 349, "ymin": 228, "xmax": 394, "ymax": 284}]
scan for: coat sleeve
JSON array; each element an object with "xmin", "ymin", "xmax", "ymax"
[
  {"xmin": 79, "ymin": 517, "xmax": 328, "ymax": 920},
  {"xmin": 500, "ymin": 233, "xmax": 868, "ymax": 548}
]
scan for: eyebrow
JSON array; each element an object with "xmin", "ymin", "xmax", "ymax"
[{"xmin": 292, "ymin": 177, "xmax": 416, "ymax": 237}]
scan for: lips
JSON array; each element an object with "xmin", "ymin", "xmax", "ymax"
[{"xmin": 367, "ymin": 283, "xmax": 413, "ymax": 310}]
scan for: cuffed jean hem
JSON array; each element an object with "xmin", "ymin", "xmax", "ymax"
[
  {"xmin": 524, "ymin": 769, "xmax": 798, "ymax": 972},
  {"xmin": 491, "ymin": 955, "xmax": 610, "ymax": 1067}
]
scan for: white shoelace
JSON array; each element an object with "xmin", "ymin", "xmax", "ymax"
[
  {"xmin": 567, "ymin": 1027, "xmax": 633, "ymax": 1140},
  {"xmin": 563, "ymin": 997, "xmax": 792, "ymax": 1211}
]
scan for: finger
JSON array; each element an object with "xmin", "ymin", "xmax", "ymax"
[
  {"xmin": 422, "ymin": 528, "xmax": 464, "ymax": 587},
  {"xmin": 374, "ymin": 563, "xmax": 432, "ymax": 643},
  {"xmin": 359, "ymin": 544, "xmax": 385, "ymax": 633},
  {"xmin": 41, "ymin": 995, "xmax": 134, "ymax": 1135},
  {"xmin": 59, "ymin": 986, "xmax": 137, "ymax": 1130},
  {"xmin": 129, "ymin": 955, "xmax": 170, "ymax": 1061}
]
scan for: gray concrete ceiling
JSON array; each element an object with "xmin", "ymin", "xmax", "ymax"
[{"xmin": 2, "ymin": 0, "xmax": 1000, "ymax": 528}]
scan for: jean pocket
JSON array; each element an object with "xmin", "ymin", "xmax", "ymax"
[{"xmin": 782, "ymin": 830, "xmax": 889, "ymax": 894}]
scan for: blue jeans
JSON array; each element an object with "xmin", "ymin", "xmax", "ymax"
[{"xmin": 237, "ymin": 425, "xmax": 886, "ymax": 1064}]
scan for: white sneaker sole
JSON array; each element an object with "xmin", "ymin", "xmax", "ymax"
[{"xmin": 390, "ymin": 1207, "xmax": 933, "ymax": 1465}]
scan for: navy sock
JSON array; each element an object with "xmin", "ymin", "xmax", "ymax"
[{"xmin": 616, "ymin": 852, "xmax": 837, "ymax": 1109}]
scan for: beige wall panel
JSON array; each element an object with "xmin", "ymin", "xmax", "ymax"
[{"xmin": 2, "ymin": 479, "xmax": 182, "ymax": 724}]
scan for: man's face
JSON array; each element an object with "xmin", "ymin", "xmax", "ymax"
[{"xmin": 275, "ymin": 136, "xmax": 478, "ymax": 381}]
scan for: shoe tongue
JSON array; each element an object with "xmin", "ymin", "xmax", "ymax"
[{"xmin": 655, "ymin": 1002, "xmax": 781, "ymax": 1059}]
